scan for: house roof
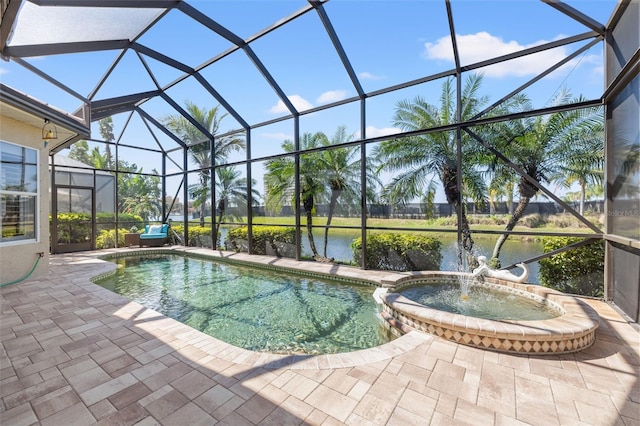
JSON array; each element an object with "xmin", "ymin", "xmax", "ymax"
[{"xmin": 0, "ymin": 83, "xmax": 90, "ymax": 149}]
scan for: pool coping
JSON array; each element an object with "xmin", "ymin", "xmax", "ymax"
[{"xmin": 94, "ymin": 246, "xmax": 409, "ymax": 288}]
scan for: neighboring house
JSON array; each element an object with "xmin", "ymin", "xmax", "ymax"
[{"xmin": 0, "ymin": 84, "xmax": 89, "ymax": 283}]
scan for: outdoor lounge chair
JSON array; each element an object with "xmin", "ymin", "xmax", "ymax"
[{"xmin": 139, "ymin": 223, "xmax": 169, "ymax": 247}]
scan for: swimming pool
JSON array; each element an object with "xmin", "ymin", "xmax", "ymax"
[
  {"xmin": 399, "ymin": 282, "xmax": 560, "ymax": 320},
  {"xmin": 96, "ymin": 254, "xmax": 394, "ymax": 354}
]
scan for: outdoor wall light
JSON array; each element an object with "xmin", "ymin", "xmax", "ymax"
[{"xmin": 42, "ymin": 118, "xmax": 58, "ymax": 146}]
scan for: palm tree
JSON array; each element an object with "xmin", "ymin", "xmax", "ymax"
[
  {"xmin": 489, "ymin": 91, "xmax": 604, "ymax": 266},
  {"xmin": 89, "ymin": 146, "xmax": 111, "ymax": 170},
  {"xmin": 550, "ymin": 118, "xmax": 604, "ymax": 215},
  {"xmin": 264, "ymin": 132, "xmax": 326, "ymax": 258},
  {"xmin": 69, "ymin": 141, "xmax": 110, "ymax": 170},
  {"xmin": 213, "ymin": 166, "xmax": 259, "ymax": 244},
  {"xmin": 162, "ymin": 102, "xmax": 245, "ymax": 226},
  {"xmin": 121, "ymin": 169, "xmax": 162, "ymax": 222},
  {"xmin": 69, "ymin": 137, "xmax": 163, "ymax": 222},
  {"xmin": 68, "ymin": 140, "xmax": 92, "ymax": 165},
  {"xmin": 316, "ymin": 126, "xmax": 381, "ymax": 258},
  {"xmin": 99, "ymin": 117, "xmax": 115, "ymax": 169},
  {"xmin": 114, "ymin": 160, "xmax": 141, "ymax": 213},
  {"xmin": 487, "ymin": 177, "xmax": 514, "ymax": 216},
  {"xmin": 374, "ymin": 73, "xmax": 490, "ymax": 270}
]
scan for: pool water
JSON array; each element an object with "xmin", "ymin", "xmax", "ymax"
[
  {"xmin": 96, "ymin": 255, "xmax": 394, "ymax": 354},
  {"xmin": 400, "ymin": 283, "xmax": 560, "ymax": 321}
]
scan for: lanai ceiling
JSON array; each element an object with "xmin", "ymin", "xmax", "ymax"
[{"xmin": 0, "ymin": 0, "xmax": 616, "ymax": 154}]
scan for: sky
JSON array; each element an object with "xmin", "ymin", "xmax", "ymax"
[{"xmin": 0, "ymin": 0, "xmax": 617, "ymax": 204}]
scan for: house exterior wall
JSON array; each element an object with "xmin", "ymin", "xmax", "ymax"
[{"xmin": 0, "ymin": 115, "xmax": 50, "ymax": 284}]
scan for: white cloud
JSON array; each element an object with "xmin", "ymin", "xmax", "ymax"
[
  {"xmin": 260, "ymin": 132, "xmax": 293, "ymax": 141},
  {"xmin": 316, "ymin": 90, "xmax": 348, "ymax": 104},
  {"xmin": 268, "ymin": 94, "xmax": 313, "ymax": 113},
  {"xmin": 591, "ymin": 64, "xmax": 604, "ymax": 76},
  {"xmin": 582, "ymin": 53, "xmax": 604, "ymax": 77},
  {"xmin": 0, "ymin": 67, "xmax": 8, "ymax": 76},
  {"xmin": 424, "ymin": 32, "xmax": 576, "ymax": 78},
  {"xmin": 355, "ymin": 126, "xmax": 401, "ymax": 139},
  {"xmin": 358, "ymin": 71, "xmax": 383, "ymax": 80}
]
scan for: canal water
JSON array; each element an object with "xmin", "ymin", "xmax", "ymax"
[
  {"xmin": 211, "ymin": 227, "xmax": 543, "ymax": 283},
  {"xmin": 300, "ymin": 231, "xmax": 543, "ymax": 284}
]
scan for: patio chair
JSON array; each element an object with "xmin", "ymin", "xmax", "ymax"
[{"xmin": 139, "ymin": 223, "xmax": 169, "ymax": 247}]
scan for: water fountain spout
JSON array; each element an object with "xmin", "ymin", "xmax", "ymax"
[{"xmin": 472, "ymin": 256, "xmax": 529, "ymax": 283}]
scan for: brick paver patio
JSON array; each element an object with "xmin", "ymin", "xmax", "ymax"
[{"xmin": 1, "ymin": 248, "xmax": 638, "ymax": 425}]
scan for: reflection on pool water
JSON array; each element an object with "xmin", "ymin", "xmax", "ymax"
[
  {"xmin": 400, "ymin": 283, "xmax": 561, "ymax": 321},
  {"xmin": 96, "ymin": 254, "xmax": 394, "ymax": 354}
]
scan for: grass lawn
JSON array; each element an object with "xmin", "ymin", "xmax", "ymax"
[{"xmin": 188, "ymin": 213, "xmax": 603, "ymax": 240}]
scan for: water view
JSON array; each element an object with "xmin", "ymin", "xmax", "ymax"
[
  {"xmin": 299, "ymin": 231, "xmax": 544, "ymax": 284},
  {"xmin": 209, "ymin": 228, "xmax": 543, "ymax": 284},
  {"xmin": 213, "ymin": 227, "xmax": 544, "ymax": 283}
]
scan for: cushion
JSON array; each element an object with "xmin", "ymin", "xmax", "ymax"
[{"xmin": 148, "ymin": 225, "xmax": 163, "ymax": 234}]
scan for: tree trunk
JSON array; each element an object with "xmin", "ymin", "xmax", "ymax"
[
  {"xmin": 442, "ymin": 166, "xmax": 476, "ymax": 271},
  {"xmin": 453, "ymin": 201, "xmax": 477, "ymax": 271},
  {"xmin": 306, "ymin": 209, "xmax": 319, "ymax": 257},
  {"xmin": 323, "ymin": 189, "xmax": 340, "ymax": 258},
  {"xmin": 214, "ymin": 199, "xmax": 224, "ymax": 249},
  {"xmin": 507, "ymin": 182, "xmax": 514, "ymax": 214},
  {"xmin": 580, "ymin": 180, "xmax": 586, "ymax": 215},
  {"xmin": 105, "ymin": 145, "xmax": 113, "ymax": 170},
  {"xmin": 302, "ymin": 194, "xmax": 319, "ymax": 258},
  {"xmin": 199, "ymin": 202, "xmax": 206, "ymax": 227},
  {"xmin": 491, "ymin": 195, "xmax": 531, "ymax": 265},
  {"xmin": 199, "ymin": 173, "xmax": 209, "ymax": 227}
]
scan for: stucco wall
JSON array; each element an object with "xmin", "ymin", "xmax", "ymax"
[{"xmin": 0, "ymin": 116, "xmax": 50, "ymax": 284}]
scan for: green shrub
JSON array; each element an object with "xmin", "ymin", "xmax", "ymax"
[
  {"xmin": 226, "ymin": 226, "xmax": 296, "ymax": 257},
  {"xmin": 113, "ymin": 213, "xmax": 144, "ymax": 229},
  {"xmin": 539, "ymin": 237, "xmax": 604, "ymax": 297},
  {"xmin": 490, "ymin": 215, "xmax": 507, "ymax": 226},
  {"xmin": 351, "ymin": 233, "xmax": 442, "ymax": 271},
  {"xmin": 545, "ymin": 213, "xmax": 604, "ymax": 229},
  {"xmin": 52, "ymin": 213, "xmax": 144, "ymax": 245},
  {"xmin": 96, "ymin": 229, "xmax": 128, "ymax": 249},
  {"xmin": 167, "ymin": 224, "xmax": 183, "ymax": 245},
  {"xmin": 166, "ymin": 224, "xmax": 214, "ymax": 247},
  {"xmin": 186, "ymin": 225, "xmax": 215, "ymax": 248},
  {"xmin": 425, "ymin": 216, "xmax": 457, "ymax": 227},
  {"xmin": 52, "ymin": 213, "xmax": 91, "ymax": 244},
  {"xmin": 521, "ymin": 213, "xmax": 545, "ymax": 228}
]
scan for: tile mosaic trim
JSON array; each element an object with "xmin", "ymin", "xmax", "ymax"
[{"xmin": 381, "ymin": 308, "xmax": 596, "ymax": 353}]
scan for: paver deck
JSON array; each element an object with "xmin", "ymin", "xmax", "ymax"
[{"xmin": 1, "ymin": 248, "xmax": 638, "ymax": 425}]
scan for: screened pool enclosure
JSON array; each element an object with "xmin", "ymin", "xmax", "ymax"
[{"xmin": 1, "ymin": 1, "xmax": 638, "ymax": 321}]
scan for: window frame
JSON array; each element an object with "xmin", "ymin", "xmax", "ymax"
[{"xmin": 0, "ymin": 140, "xmax": 40, "ymax": 246}]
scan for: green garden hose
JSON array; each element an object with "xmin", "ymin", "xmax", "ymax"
[{"xmin": 0, "ymin": 254, "xmax": 42, "ymax": 287}]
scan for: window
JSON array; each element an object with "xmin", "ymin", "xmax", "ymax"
[{"xmin": 1, "ymin": 141, "xmax": 38, "ymax": 244}]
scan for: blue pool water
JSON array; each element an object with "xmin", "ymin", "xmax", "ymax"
[
  {"xmin": 96, "ymin": 254, "xmax": 394, "ymax": 354},
  {"xmin": 400, "ymin": 283, "xmax": 560, "ymax": 320}
]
